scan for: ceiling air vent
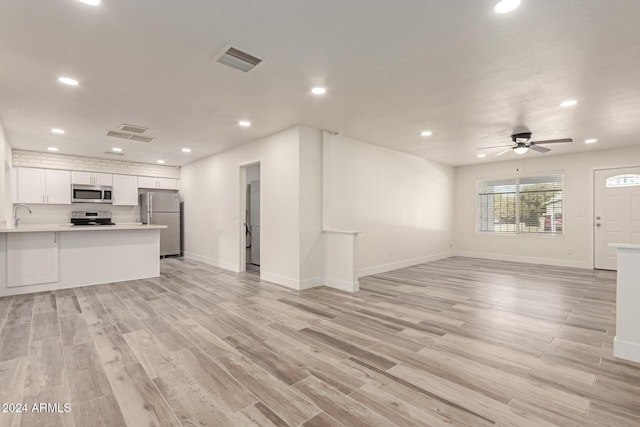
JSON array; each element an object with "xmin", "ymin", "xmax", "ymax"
[
  {"xmin": 107, "ymin": 130, "xmax": 132, "ymax": 140},
  {"xmin": 107, "ymin": 130, "xmax": 154, "ymax": 143},
  {"xmin": 104, "ymin": 151, "xmax": 125, "ymax": 156},
  {"xmin": 120, "ymin": 124, "xmax": 148, "ymax": 134},
  {"xmin": 215, "ymin": 46, "xmax": 262, "ymax": 72},
  {"xmin": 129, "ymin": 135, "xmax": 154, "ymax": 143}
]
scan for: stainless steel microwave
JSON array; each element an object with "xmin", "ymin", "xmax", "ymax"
[{"xmin": 71, "ymin": 185, "xmax": 113, "ymax": 204}]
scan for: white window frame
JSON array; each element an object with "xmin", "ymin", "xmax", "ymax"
[{"xmin": 476, "ymin": 172, "xmax": 565, "ymax": 236}]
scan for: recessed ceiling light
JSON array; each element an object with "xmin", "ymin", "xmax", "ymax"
[
  {"xmin": 78, "ymin": 0, "xmax": 100, "ymax": 5},
  {"xmin": 112, "ymin": 147, "xmax": 123, "ymax": 152},
  {"xmin": 420, "ymin": 130, "xmax": 433, "ymax": 137},
  {"xmin": 51, "ymin": 128, "xmax": 65, "ymax": 134},
  {"xmin": 477, "ymin": 153, "xmax": 487, "ymax": 158},
  {"xmin": 311, "ymin": 87, "xmax": 327, "ymax": 95},
  {"xmin": 585, "ymin": 139, "xmax": 597, "ymax": 144},
  {"xmin": 494, "ymin": 0, "xmax": 521, "ymax": 14},
  {"xmin": 58, "ymin": 76, "xmax": 79, "ymax": 86},
  {"xmin": 560, "ymin": 100, "xmax": 578, "ymax": 107},
  {"xmin": 182, "ymin": 148, "xmax": 191, "ymax": 153},
  {"xmin": 238, "ymin": 120, "xmax": 251, "ymax": 127},
  {"xmin": 157, "ymin": 160, "xmax": 165, "ymax": 164},
  {"xmin": 47, "ymin": 147, "xmax": 59, "ymax": 152}
]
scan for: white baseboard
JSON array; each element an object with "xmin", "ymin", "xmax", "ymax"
[
  {"xmin": 183, "ymin": 251, "xmax": 239, "ymax": 272},
  {"xmin": 614, "ymin": 337, "xmax": 640, "ymax": 363},
  {"xmin": 260, "ymin": 271, "xmax": 305, "ymax": 291},
  {"xmin": 323, "ymin": 279, "xmax": 360, "ymax": 293},
  {"xmin": 358, "ymin": 251, "xmax": 453, "ymax": 277},
  {"xmin": 452, "ymin": 250, "xmax": 592, "ymax": 269},
  {"xmin": 183, "ymin": 253, "xmax": 359, "ymax": 293},
  {"xmin": 298, "ymin": 277, "xmax": 323, "ymax": 291}
]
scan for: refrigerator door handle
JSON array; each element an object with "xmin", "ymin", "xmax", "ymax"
[{"xmin": 149, "ymin": 194, "xmax": 153, "ymax": 220}]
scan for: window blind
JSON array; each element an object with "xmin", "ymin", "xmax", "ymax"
[{"xmin": 477, "ymin": 174, "xmax": 563, "ymax": 234}]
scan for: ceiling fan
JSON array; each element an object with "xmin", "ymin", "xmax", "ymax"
[{"xmin": 478, "ymin": 132, "xmax": 573, "ymax": 156}]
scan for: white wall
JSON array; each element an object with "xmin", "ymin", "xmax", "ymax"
[
  {"xmin": 454, "ymin": 145, "xmax": 640, "ymax": 268},
  {"xmin": 323, "ymin": 132, "xmax": 455, "ymax": 276},
  {"xmin": 299, "ymin": 127, "xmax": 324, "ymax": 287},
  {"xmin": 0, "ymin": 121, "xmax": 11, "ymax": 226},
  {"xmin": 180, "ymin": 127, "xmax": 302, "ymax": 287}
]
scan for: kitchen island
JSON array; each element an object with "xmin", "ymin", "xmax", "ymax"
[
  {"xmin": 0, "ymin": 223, "xmax": 167, "ymax": 297},
  {"xmin": 610, "ymin": 243, "xmax": 640, "ymax": 363}
]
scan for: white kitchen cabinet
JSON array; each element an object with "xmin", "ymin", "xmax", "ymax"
[
  {"xmin": 112, "ymin": 174, "xmax": 139, "ymax": 206},
  {"xmin": 14, "ymin": 167, "xmax": 71, "ymax": 204},
  {"xmin": 45, "ymin": 169, "xmax": 72, "ymax": 204},
  {"xmin": 71, "ymin": 171, "xmax": 112, "ymax": 186},
  {"xmin": 138, "ymin": 176, "xmax": 178, "ymax": 190},
  {"xmin": 137, "ymin": 176, "xmax": 158, "ymax": 189},
  {"xmin": 14, "ymin": 167, "xmax": 45, "ymax": 204},
  {"xmin": 7, "ymin": 232, "xmax": 59, "ymax": 287},
  {"xmin": 158, "ymin": 178, "xmax": 178, "ymax": 190}
]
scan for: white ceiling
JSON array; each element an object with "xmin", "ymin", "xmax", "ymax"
[{"xmin": 0, "ymin": 0, "xmax": 639, "ymax": 167}]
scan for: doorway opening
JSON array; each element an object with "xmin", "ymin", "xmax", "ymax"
[{"xmin": 240, "ymin": 162, "xmax": 260, "ymax": 274}]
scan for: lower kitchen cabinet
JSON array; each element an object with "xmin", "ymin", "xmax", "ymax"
[{"xmin": 6, "ymin": 232, "xmax": 59, "ymax": 287}]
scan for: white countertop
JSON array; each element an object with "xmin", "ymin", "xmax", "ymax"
[
  {"xmin": 0, "ymin": 223, "xmax": 167, "ymax": 233},
  {"xmin": 609, "ymin": 243, "xmax": 640, "ymax": 250}
]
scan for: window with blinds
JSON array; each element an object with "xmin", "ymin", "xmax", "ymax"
[{"xmin": 477, "ymin": 174, "xmax": 563, "ymax": 234}]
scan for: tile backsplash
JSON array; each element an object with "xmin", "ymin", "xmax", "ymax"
[{"xmin": 12, "ymin": 150, "xmax": 180, "ymax": 178}]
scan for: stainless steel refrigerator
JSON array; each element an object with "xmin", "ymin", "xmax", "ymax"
[{"xmin": 140, "ymin": 192, "xmax": 181, "ymax": 257}]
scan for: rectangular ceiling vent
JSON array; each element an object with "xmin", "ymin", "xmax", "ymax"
[
  {"xmin": 107, "ymin": 130, "xmax": 154, "ymax": 143},
  {"xmin": 129, "ymin": 135, "xmax": 154, "ymax": 143},
  {"xmin": 104, "ymin": 151, "xmax": 125, "ymax": 156},
  {"xmin": 107, "ymin": 130, "xmax": 131, "ymax": 140},
  {"xmin": 120, "ymin": 124, "xmax": 148, "ymax": 134},
  {"xmin": 215, "ymin": 46, "xmax": 262, "ymax": 73}
]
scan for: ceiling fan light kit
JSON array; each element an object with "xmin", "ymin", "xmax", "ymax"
[{"xmin": 513, "ymin": 144, "xmax": 529, "ymax": 155}]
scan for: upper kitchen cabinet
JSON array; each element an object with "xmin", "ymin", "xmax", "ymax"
[
  {"xmin": 138, "ymin": 176, "xmax": 178, "ymax": 190},
  {"xmin": 13, "ymin": 167, "xmax": 71, "ymax": 204},
  {"xmin": 71, "ymin": 171, "xmax": 112, "ymax": 186},
  {"xmin": 112, "ymin": 174, "xmax": 138, "ymax": 206}
]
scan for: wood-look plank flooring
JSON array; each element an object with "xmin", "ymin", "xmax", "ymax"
[{"xmin": 0, "ymin": 256, "xmax": 638, "ymax": 426}]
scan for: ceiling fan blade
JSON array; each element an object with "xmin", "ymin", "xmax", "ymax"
[
  {"xmin": 529, "ymin": 145, "xmax": 550, "ymax": 153},
  {"xmin": 530, "ymin": 138, "xmax": 573, "ymax": 145},
  {"xmin": 477, "ymin": 144, "xmax": 513, "ymax": 150},
  {"xmin": 495, "ymin": 148, "xmax": 512, "ymax": 156}
]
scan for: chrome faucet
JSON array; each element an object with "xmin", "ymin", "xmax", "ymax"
[{"xmin": 13, "ymin": 204, "xmax": 32, "ymax": 228}]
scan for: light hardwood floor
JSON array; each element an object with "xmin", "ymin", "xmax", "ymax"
[{"xmin": 0, "ymin": 256, "xmax": 639, "ymax": 426}]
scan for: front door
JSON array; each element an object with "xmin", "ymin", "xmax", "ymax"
[{"xmin": 594, "ymin": 167, "xmax": 640, "ymax": 270}]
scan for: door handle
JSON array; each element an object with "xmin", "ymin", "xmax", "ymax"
[{"xmin": 596, "ymin": 223, "xmax": 601, "ymax": 227}]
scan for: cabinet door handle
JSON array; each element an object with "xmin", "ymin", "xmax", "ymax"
[{"xmin": 54, "ymin": 232, "xmax": 57, "ymax": 243}]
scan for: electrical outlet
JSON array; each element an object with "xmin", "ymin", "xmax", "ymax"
[
  {"xmin": 388, "ymin": 250, "xmax": 393, "ymax": 258},
  {"xmin": 566, "ymin": 248, "xmax": 573, "ymax": 255}
]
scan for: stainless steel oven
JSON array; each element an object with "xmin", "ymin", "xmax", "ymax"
[{"xmin": 72, "ymin": 185, "xmax": 113, "ymax": 204}]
